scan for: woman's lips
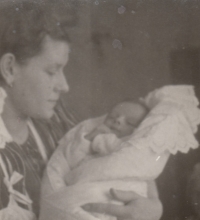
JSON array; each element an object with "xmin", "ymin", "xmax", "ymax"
[{"xmin": 48, "ymin": 100, "xmax": 59, "ymax": 106}]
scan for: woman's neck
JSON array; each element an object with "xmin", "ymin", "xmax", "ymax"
[{"xmin": 2, "ymin": 95, "xmax": 29, "ymax": 145}]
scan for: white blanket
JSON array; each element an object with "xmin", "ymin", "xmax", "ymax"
[{"xmin": 39, "ymin": 85, "xmax": 200, "ymax": 220}]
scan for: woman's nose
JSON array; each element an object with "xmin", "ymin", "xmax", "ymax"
[{"xmin": 55, "ymin": 72, "xmax": 69, "ymax": 93}]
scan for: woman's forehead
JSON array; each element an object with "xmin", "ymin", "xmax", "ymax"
[{"xmin": 36, "ymin": 35, "xmax": 70, "ymax": 64}]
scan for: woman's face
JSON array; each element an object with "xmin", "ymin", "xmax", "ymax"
[{"xmin": 11, "ymin": 35, "xmax": 70, "ymax": 119}]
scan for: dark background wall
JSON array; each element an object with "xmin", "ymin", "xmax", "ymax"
[{"xmin": 62, "ymin": 0, "xmax": 199, "ymax": 120}]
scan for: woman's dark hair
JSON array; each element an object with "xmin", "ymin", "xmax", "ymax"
[{"xmin": 0, "ymin": 0, "xmax": 76, "ymax": 63}]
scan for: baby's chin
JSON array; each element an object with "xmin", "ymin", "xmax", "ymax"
[
  {"xmin": 111, "ymin": 130, "xmax": 126, "ymax": 138},
  {"xmin": 115, "ymin": 130, "xmax": 134, "ymax": 138},
  {"xmin": 106, "ymin": 125, "xmax": 133, "ymax": 138}
]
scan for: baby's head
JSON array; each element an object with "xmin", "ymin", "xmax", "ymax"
[{"xmin": 104, "ymin": 101, "xmax": 148, "ymax": 138}]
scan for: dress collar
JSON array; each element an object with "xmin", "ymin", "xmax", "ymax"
[{"xmin": 0, "ymin": 87, "xmax": 13, "ymax": 149}]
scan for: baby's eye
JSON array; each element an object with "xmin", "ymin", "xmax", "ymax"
[
  {"xmin": 47, "ymin": 71, "xmax": 57, "ymax": 76},
  {"xmin": 127, "ymin": 121, "xmax": 136, "ymax": 126}
]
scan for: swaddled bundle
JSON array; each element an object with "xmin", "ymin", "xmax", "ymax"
[{"xmin": 40, "ymin": 85, "xmax": 200, "ymax": 220}]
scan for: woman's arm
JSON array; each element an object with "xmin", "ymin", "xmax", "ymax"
[
  {"xmin": 82, "ymin": 181, "xmax": 163, "ymax": 220},
  {"xmin": 147, "ymin": 180, "xmax": 160, "ymax": 198}
]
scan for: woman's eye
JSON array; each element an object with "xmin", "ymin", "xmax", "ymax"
[
  {"xmin": 107, "ymin": 114, "xmax": 115, "ymax": 120},
  {"xmin": 107, "ymin": 118, "xmax": 114, "ymax": 123}
]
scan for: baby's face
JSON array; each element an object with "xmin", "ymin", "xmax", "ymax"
[{"xmin": 104, "ymin": 102, "xmax": 147, "ymax": 138}]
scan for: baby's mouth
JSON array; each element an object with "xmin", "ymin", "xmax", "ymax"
[{"xmin": 109, "ymin": 126, "xmax": 120, "ymax": 135}]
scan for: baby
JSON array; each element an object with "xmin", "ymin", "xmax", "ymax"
[
  {"xmin": 85, "ymin": 101, "xmax": 148, "ymax": 156},
  {"xmin": 40, "ymin": 85, "xmax": 200, "ymax": 220},
  {"xmin": 61, "ymin": 101, "xmax": 149, "ymax": 172}
]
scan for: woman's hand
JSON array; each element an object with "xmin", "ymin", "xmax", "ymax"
[{"xmin": 82, "ymin": 183, "xmax": 163, "ymax": 220}]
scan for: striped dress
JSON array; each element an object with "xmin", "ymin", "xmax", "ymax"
[{"xmin": 0, "ymin": 99, "xmax": 79, "ymax": 218}]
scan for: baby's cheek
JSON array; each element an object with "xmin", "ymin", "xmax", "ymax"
[
  {"xmin": 125, "ymin": 126, "xmax": 135, "ymax": 135},
  {"xmin": 104, "ymin": 120, "xmax": 112, "ymax": 128}
]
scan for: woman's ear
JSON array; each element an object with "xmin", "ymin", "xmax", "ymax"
[{"xmin": 0, "ymin": 53, "xmax": 17, "ymax": 87}]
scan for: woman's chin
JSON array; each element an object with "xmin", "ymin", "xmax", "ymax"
[{"xmin": 33, "ymin": 110, "xmax": 55, "ymax": 120}]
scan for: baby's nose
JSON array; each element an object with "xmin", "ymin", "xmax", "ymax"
[{"xmin": 114, "ymin": 116, "xmax": 125, "ymax": 125}]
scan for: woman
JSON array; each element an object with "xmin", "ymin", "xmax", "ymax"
[{"xmin": 0, "ymin": 1, "xmax": 162, "ymax": 219}]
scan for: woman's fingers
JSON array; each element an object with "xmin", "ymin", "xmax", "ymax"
[
  {"xmin": 82, "ymin": 189, "xmax": 163, "ymax": 220},
  {"xmin": 110, "ymin": 188, "xmax": 141, "ymax": 203},
  {"xmin": 81, "ymin": 189, "xmax": 139, "ymax": 218},
  {"xmin": 82, "ymin": 203, "xmax": 131, "ymax": 219}
]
